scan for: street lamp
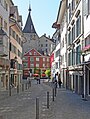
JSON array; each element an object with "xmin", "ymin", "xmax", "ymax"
[{"xmin": 9, "ymin": 56, "xmax": 17, "ymax": 96}]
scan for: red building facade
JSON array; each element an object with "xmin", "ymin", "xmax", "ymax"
[{"xmin": 22, "ymin": 49, "xmax": 50, "ymax": 78}]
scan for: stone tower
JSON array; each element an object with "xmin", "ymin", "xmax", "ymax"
[{"xmin": 23, "ymin": 5, "xmax": 39, "ymax": 54}]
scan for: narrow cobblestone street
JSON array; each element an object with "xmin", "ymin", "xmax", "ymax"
[{"xmin": 0, "ymin": 80, "xmax": 90, "ymax": 119}]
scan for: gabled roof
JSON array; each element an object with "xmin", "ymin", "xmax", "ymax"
[
  {"xmin": 23, "ymin": 7, "xmax": 36, "ymax": 33},
  {"xmin": 39, "ymin": 34, "xmax": 54, "ymax": 43},
  {"xmin": 24, "ymin": 48, "xmax": 42, "ymax": 56}
]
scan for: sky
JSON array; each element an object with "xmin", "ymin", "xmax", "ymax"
[{"xmin": 13, "ymin": 0, "xmax": 60, "ymax": 37}]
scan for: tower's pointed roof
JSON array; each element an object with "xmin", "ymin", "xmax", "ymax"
[{"xmin": 23, "ymin": 5, "xmax": 36, "ymax": 33}]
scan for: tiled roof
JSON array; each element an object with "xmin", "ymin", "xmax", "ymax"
[{"xmin": 23, "ymin": 10, "xmax": 36, "ymax": 33}]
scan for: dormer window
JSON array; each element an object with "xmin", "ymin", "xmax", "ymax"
[
  {"xmin": 34, "ymin": 52, "xmax": 36, "ymax": 55},
  {"xmin": 29, "ymin": 52, "xmax": 32, "ymax": 55}
]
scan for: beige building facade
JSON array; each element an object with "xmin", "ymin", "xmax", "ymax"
[{"xmin": 0, "ymin": 0, "xmax": 24, "ymax": 91}]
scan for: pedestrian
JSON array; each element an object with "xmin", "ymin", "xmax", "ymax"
[
  {"xmin": 58, "ymin": 74, "xmax": 62, "ymax": 88},
  {"xmin": 38, "ymin": 76, "xmax": 40, "ymax": 84},
  {"xmin": 54, "ymin": 79, "xmax": 57, "ymax": 88}
]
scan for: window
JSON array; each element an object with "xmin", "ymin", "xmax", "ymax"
[
  {"xmin": 72, "ymin": 49, "xmax": 75, "ymax": 65},
  {"xmin": 30, "ymin": 63, "xmax": 34, "ymax": 67},
  {"xmin": 18, "ymin": 64, "xmax": 22, "ymax": 70},
  {"xmin": 88, "ymin": 0, "xmax": 90, "ymax": 15},
  {"xmin": 68, "ymin": 31, "xmax": 71, "ymax": 45},
  {"xmin": 62, "ymin": 38, "xmax": 64, "ymax": 48},
  {"xmin": 76, "ymin": 16, "xmax": 81, "ymax": 38},
  {"xmin": 55, "ymin": 49, "xmax": 60, "ymax": 58},
  {"xmin": 29, "ymin": 52, "xmax": 32, "ymax": 55},
  {"xmin": 18, "ymin": 38, "xmax": 21, "ymax": 44},
  {"xmin": 46, "ymin": 49, "xmax": 47, "ymax": 53},
  {"xmin": 14, "ymin": 45, "xmax": 16, "ymax": 54},
  {"xmin": 36, "ymin": 64, "xmax": 39, "ymax": 67},
  {"xmin": 41, "ymin": 44, "xmax": 43, "ymax": 47},
  {"xmin": 55, "ymin": 62, "xmax": 58, "ymax": 69},
  {"xmin": 76, "ymin": 45, "xmax": 81, "ymax": 64},
  {"xmin": 68, "ymin": 52, "xmax": 72, "ymax": 66},
  {"xmin": 23, "ymin": 62, "xmax": 28, "ymax": 68},
  {"xmin": 47, "ymin": 58, "xmax": 49, "ymax": 62},
  {"xmin": 46, "ymin": 44, "xmax": 48, "ymax": 47},
  {"xmin": 30, "ymin": 57, "xmax": 34, "ymax": 62},
  {"xmin": 72, "ymin": 25, "xmax": 75, "ymax": 42},
  {"xmin": 23, "ymin": 57, "xmax": 28, "ymax": 60},
  {"xmin": 0, "ymin": 16, "xmax": 3, "ymax": 27},
  {"xmin": 12, "ymin": 30, "xmax": 15, "ymax": 39},
  {"xmin": 43, "ymin": 58, "xmax": 45, "ymax": 61},
  {"xmin": 4, "ymin": 0, "xmax": 8, "ymax": 11},
  {"xmin": 36, "ymin": 58, "xmax": 39, "ymax": 61},
  {"xmin": 85, "ymin": 35, "xmax": 90, "ymax": 46},
  {"xmin": 43, "ymin": 64, "xmax": 45, "ymax": 67},
  {"xmin": 0, "ymin": 0, "xmax": 3, "ymax": 6},
  {"xmin": 34, "ymin": 52, "xmax": 37, "ymax": 55},
  {"xmin": 16, "ymin": 34, "xmax": 19, "ymax": 42},
  {"xmin": 69, "ymin": 3, "xmax": 71, "ymax": 21},
  {"xmin": 72, "ymin": 0, "xmax": 75, "ymax": 11}
]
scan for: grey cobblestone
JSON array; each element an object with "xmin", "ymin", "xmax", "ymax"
[{"xmin": 0, "ymin": 81, "xmax": 90, "ymax": 119}]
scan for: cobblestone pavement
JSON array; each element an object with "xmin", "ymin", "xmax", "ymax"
[
  {"xmin": 0, "ymin": 80, "xmax": 90, "ymax": 119},
  {"xmin": 40, "ymin": 88, "xmax": 90, "ymax": 119},
  {"xmin": 0, "ymin": 80, "xmax": 53, "ymax": 119}
]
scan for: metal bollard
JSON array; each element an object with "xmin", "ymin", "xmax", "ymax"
[
  {"xmin": 52, "ymin": 88, "xmax": 54, "ymax": 101},
  {"xmin": 36, "ymin": 97, "xmax": 39, "ymax": 119},
  {"xmin": 22, "ymin": 84, "xmax": 24, "ymax": 91},
  {"xmin": 55, "ymin": 87, "xmax": 57, "ymax": 97},
  {"xmin": 28, "ymin": 81, "xmax": 31, "ymax": 88},
  {"xmin": 9, "ymin": 85, "xmax": 12, "ymax": 96},
  {"xmin": 47, "ymin": 91, "xmax": 49, "ymax": 109},
  {"xmin": 25, "ymin": 83, "xmax": 27, "ymax": 90},
  {"xmin": 29, "ymin": 79, "xmax": 31, "ymax": 87},
  {"xmin": 17, "ymin": 85, "xmax": 19, "ymax": 93}
]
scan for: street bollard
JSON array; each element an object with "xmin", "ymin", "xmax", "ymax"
[
  {"xmin": 28, "ymin": 83, "xmax": 29, "ymax": 89},
  {"xmin": 17, "ymin": 85, "xmax": 19, "ymax": 93},
  {"xmin": 52, "ymin": 88, "xmax": 54, "ymax": 101},
  {"xmin": 36, "ymin": 97, "xmax": 39, "ymax": 119},
  {"xmin": 9, "ymin": 85, "xmax": 12, "ymax": 96},
  {"xmin": 25, "ymin": 83, "xmax": 27, "ymax": 90},
  {"xmin": 29, "ymin": 78, "xmax": 31, "ymax": 87},
  {"xmin": 22, "ymin": 84, "xmax": 24, "ymax": 91},
  {"xmin": 55, "ymin": 87, "xmax": 57, "ymax": 97},
  {"xmin": 47, "ymin": 91, "xmax": 49, "ymax": 109},
  {"xmin": 28, "ymin": 79, "xmax": 31, "ymax": 88}
]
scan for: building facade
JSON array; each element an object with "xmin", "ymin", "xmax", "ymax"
[
  {"xmin": 52, "ymin": 0, "xmax": 90, "ymax": 98},
  {"xmin": 38, "ymin": 34, "xmax": 54, "ymax": 56},
  {"xmin": 9, "ymin": 4, "xmax": 24, "ymax": 88},
  {"xmin": 0, "ymin": 0, "xmax": 12, "ymax": 90},
  {"xmin": 23, "ymin": 48, "xmax": 50, "ymax": 79},
  {"xmin": 56, "ymin": 0, "xmax": 67, "ymax": 88},
  {"xmin": 0, "ymin": 0, "xmax": 24, "ymax": 91},
  {"xmin": 82, "ymin": 0, "xmax": 90, "ymax": 97}
]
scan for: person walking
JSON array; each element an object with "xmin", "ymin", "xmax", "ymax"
[{"xmin": 58, "ymin": 74, "xmax": 62, "ymax": 88}]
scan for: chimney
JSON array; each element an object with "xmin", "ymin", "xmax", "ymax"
[
  {"xmin": 48, "ymin": 35, "xmax": 50, "ymax": 38},
  {"xmin": 44, "ymin": 33, "xmax": 46, "ymax": 36}
]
